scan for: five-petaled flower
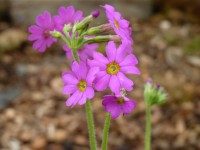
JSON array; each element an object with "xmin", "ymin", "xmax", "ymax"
[
  {"xmin": 89, "ymin": 41, "xmax": 140, "ymax": 94},
  {"xmin": 53, "ymin": 6, "xmax": 83, "ymax": 32},
  {"xmin": 28, "ymin": 11, "xmax": 57, "ymax": 52},
  {"xmin": 62, "ymin": 61, "xmax": 99, "ymax": 107},
  {"xmin": 102, "ymin": 95, "xmax": 136, "ymax": 118},
  {"xmin": 103, "ymin": 4, "xmax": 133, "ymax": 51}
]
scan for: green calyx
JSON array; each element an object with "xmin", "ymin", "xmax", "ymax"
[{"xmin": 144, "ymin": 82, "xmax": 167, "ymax": 106}]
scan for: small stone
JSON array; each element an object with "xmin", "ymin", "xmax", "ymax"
[
  {"xmin": 54, "ymin": 129, "xmax": 67, "ymax": 143},
  {"xmin": 50, "ymin": 77, "xmax": 63, "ymax": 94},
  {"xmin": 165, "ymin": 47, "xmax": 183, "ymax": 68},
  {"xmin": 160, "ymin": 20, "xmax": 171, "ymax": 30},
  {"xmin": 19, "ymin": 130, "xmax": 32, "ymax": 142},
  {"xmin": 5, "ymin": 108, "xmax": 15, "ymax": 120},
  {"xmin": 74, "ymin": 135, "xmax": 87, "ymax": 145},
  {"xmin": 32, "ymin": 91, "xmax": 44, "ymax": 102},
  {"xmin": 187, "ymin": 56, "xmax": 200, "ymax": 68},
  {"xmin": 31, "ymin": 136, "xmax": 47, "ymax": 149}
]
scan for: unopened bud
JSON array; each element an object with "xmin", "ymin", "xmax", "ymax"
[
  {"xmin": 63, "ymin": 24, "xmax": 71, "ymax": 34},
  {"xmin": 144, "ymin": 78, "xmax": 167, "ymax": 106},
  {"xmin": 92, "ymin": 10, "xmax": 100, "ymax": 18},
  {"xmin": 50, "ymin": 30, "xmax": 62, "ymax": 38}
]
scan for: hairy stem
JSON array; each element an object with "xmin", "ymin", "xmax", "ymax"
[
  {"xmin": 145, "ymin": 103, "xmax": 151, "ymax": 150},
  {"xmin": 85, "ymin": 100, "xmax": 97, "ymax": 150},
  {"xmin": 101, "ymin": 113, "xmax": 111, "ymax": 150}
]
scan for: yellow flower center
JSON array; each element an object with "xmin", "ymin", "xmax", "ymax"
[
  {"xmin": 106, "ymin": 61, "xmax": 120, "ymax": 75},
  {"xmin": 114, "ymin": 19, "xmax": 119, "ymax": 29},
  {"xmin": 117, "ymin": 97, "xmax": 125, "ymax": 104},
  {"xmin": 77, "ymin": 80, "xmax": 87, "ymax": 92}
]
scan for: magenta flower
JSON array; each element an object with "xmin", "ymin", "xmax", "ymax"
[
  {"xmin": 88, "ymin": 41, "xmax": 140, "ymax": 94},
  {"xmin": 28, "ymin": 11, "xmax": 57, "ymax": 52},
  {"xmin": 62, "ymin": 61, "xmax": 99, "ymax": 107},
  {"xmin": 103, "ymin": 4, "xmax": 133, "ymax": 51},
  {"xmin": 63, "ymin": 43, "xmax": 98, "ymax": 61},
  {"xmin": 102, "ymin": 95, "xmax": 136, "ymax": 119},
  {"xmin": 54, "ymin": 6, "xmax": 83, "ymax": 31}
]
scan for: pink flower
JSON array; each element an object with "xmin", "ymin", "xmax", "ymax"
[
  {"xmin": 88, "ymin": 41, "xmax": 140, "ymax": 93},
  {"xmin": 102, "ymin": 95, "xmax": 136, "ymax": 119},
  {"xmin": 54, "ymin": 6, "xmax": 83, "ymax": 31},
  {"xmin": 63, "ymin": 43, "xmax": 98, "ymax": 61},
  {"xmin": 88, "ymin": 41, "xmax": 140, "ymax": 94},
  {"xmin": 28, "ymin": 11, "xmax": 57, "ymax": 52},
  {"xmin": 62, "ymin": 61, "xmax": 99, "ymax": 107},
  {"xmin": 103, "ymin": 4, "xmax": 133, "ymax": 52}
]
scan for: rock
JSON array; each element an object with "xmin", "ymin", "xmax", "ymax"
[
  {"xmin": 31, "ymin": 136, "xmax": 47, "ymax": 149},
  {"xmin": 50, "ymin": 77, "xmax": 63, "ymax": 94},
  {"xmin": 0, "ymin": 29, "xmax": 27, "ymax": 52},
  {"xmin": 54, "ymin": 129, "xmax": 67, "ymax": 143},
  {"xmin": 9, "ymin": 139, "xmax": 21, "ymax": 150},
  {"xmin": 32, "ymin": 91, "xmax": 44, "ymax": 102},
  {"xmin": 74, "ymin": 135, "xmax": 87, "ymax": 145},
  {"xmin": 150, "ymin": 35, "xmax": 167, "ymax": 50},
  {"xmin": 5, "ymin": 108, "xmax": 16, "ymax": 120},
  {"xmin": 187, "ymin": 56, "xmax": 200, "ymax": 67},
  {"xmin": 19, "ymin": 130, "xmax": 33, "ymax": 142},
  {"xmin": 165, "ymin": 47, "xmax": 184, "ymax": 68},
  {"xmin": 159, "ymin": 20, "xmax": 171, "ymax": 30}
]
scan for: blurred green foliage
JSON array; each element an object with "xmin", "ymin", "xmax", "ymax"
[{"xmin": 183, "ymin": 35, "xmax": 200, "ymax": 54}]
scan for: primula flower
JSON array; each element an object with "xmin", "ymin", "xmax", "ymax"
[
  {"xmin": 28, "ymin": 11, "xmax": 57, "ymax": 52},
  {"xmin": 63, "ymin": 43, "xmax": 98, "ymax": 61},
  {"xmin": 88, "ymin": 41, "xmax": 140, "ymax": 94},
  {"xmin": 102, "ymin": 95, "xmax": 136, "ymax": 119},
  {"xmin": 103, "ymin": 4, "xmax": 133, "ymax": 50},
  {"xmin": 54, "ymin": 6, "xmax": 83, "ymax": 31},
  {"xmin": 62, "ymin": 61, "xmax": 99, "ymax": 107}
]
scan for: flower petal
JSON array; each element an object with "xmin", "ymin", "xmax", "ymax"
[
  {"xmin": 72, "ymin": 61, "xmax": 88, "ymax": 79},
  {"xmin": 62, "ymin": 85, "xmax": 77, "ymax": 94},
  {"xmin": 85, "ymin": 87, "xmax": 94, "ymax": 99},
  {"xmin": 78, "ymin": 92, "xmax": 87, "ymax": 105},
  {"xmin": 95, "ymin": 74, "xmax": 110, "ymax": 91},
  {"xmin": 119, "ymin": 54, "xmax": 138, "ymax": 66},
  {"xmin": 102, "ymin": 95, "xmax": 116, "ymax": 106},
  {"xmin": 62, "ymin": 73, "xmax": 78, "ymax": 84},
  {"xmin": 93, "ymin": 52, "xmax": 109, "ymax": 65},
  {"xmin": 105, "ymin": 103, "xmax": 121, "ymax": 119},
  {"xmin": 106, "ymin": 41, "xmax": 117, "ymax": 62},
  {"xmin": 86, "ymin": 67, "xmax": 99, "ymax": 85},
  {"xmin": 122, "ymin": 100, "xmax": 136, "ymax": 114},
  {"xmin": 120, "ymin": 66, "xmax": 140, "ymax": 74},
  {"xmin": 109, "ymin": 75, "xmax": 120, "ymax": 94},
  {"xmin": 66, "ymin": 91, "xmax": 82, "ymax": 107},
  {"xmin": 117, "ymin": 72, "xmax": 133, "ymax": 91}
]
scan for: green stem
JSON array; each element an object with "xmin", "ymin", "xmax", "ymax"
[
  {"xmin": 63, "ymin": 36, "xmax": 97, "ymax": 150},
  {"xmin": 84, "ymin": 35, "xmax": 120, "ymax": 44},
  {"xmin": 85, "ymin": 100, "xmax": 97, "ymax": 150},
  {"xmin": 101, "ymin": 113, "xmax": 111, "ymax": 150},
  {"xmin": 72, "ymin": 49, "xmax": 80, "ymax": 62},
  {"xmin": 145, "ymin": 103, "xmax": 151, "ymax": 150}
]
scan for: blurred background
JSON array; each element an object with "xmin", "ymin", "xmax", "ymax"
[{"xmin": 0, "ymin": 0, "xmax": 200, "ymax": 150}]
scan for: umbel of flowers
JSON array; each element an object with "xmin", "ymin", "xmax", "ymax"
[{"xmin": 29, "ymin": 4, "xmax": 140, "ymax": 150}]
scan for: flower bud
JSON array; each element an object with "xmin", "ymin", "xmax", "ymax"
[
  {"xmin": 144, "ymin": 78, "xmax": 167, "ymax": 106},
  {"xmin": 92, "ymin": 10, "xmax": 100, "ymax": 18},
  {"xmin": 50, "ymin": 30, "xmax": 62, "ymax": 38},
  {"xmin": 63, "ymin": 24, "xmax": 71, "ymax": 34}
]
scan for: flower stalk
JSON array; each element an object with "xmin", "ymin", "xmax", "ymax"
[
  {"xmin": 101, "ymin": 113, "xmax": 111, "ymax": 150},
  {"xmin": 145, "ymin": 102, "xmax": 151, "ymax": 150},
  {"xmin": 85, "ymin": 100, "xmax": 97, "ymax": 150}
]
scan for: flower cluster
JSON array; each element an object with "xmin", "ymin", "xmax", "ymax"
[
  {"xmin": 144, "ymin": 78, "xmax": 167, "ymax": 106},
  {"xmin": 28, "ymin": 4, "xmax": 140, "ymax": 118}
]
